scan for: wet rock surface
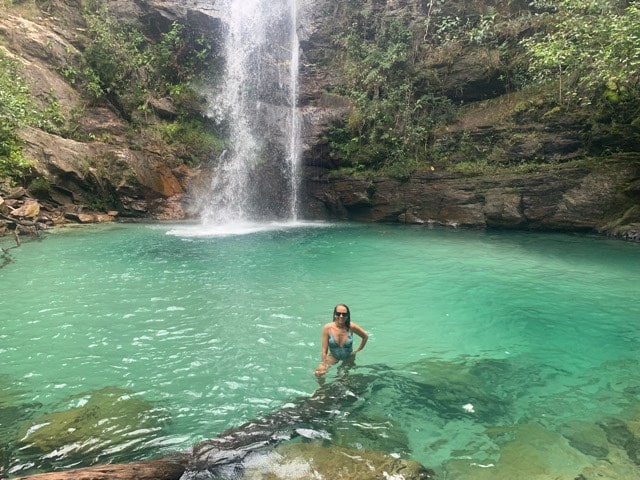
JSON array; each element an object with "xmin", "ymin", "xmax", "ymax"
[{"xmin": 302, "ymin": 158, "xmax": 640, "ymax": 240}]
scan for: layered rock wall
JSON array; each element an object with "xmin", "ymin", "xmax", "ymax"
[{"xmin": 303, "ymin": 160, "xmax": 640, "ymax": 239}]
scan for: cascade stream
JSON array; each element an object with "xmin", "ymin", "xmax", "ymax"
[{"xmin": 200, "ymin": 0, "xmax": 301, "ymax": 226}]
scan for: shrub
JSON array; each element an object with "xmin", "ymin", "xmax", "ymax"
[
  {"xmin": 0, "ymin": 52, "xmax": 36, "ymax": 180},
  {"xmin": 521, "ymin": 0, "xmax": 640, "ymax": 105}
]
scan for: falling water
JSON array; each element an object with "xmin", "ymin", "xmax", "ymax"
[
  {"xmin": 200, "ymin": 0, "xmax": 301, "ymax": 226},
  {"xmin": 288, "ymin": 0, "xmax": 301, "ymax": 220}
]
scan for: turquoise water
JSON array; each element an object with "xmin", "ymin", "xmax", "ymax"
[{"xmin": 1, "ymin": 222, "xmax": 639, "ymax": 478}]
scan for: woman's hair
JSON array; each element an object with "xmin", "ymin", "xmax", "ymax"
[{"xmin": 333, "ymin": 303, "xmax": 351, "ymax": 330}]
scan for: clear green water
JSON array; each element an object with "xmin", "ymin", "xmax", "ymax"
[{"xmin": 1, "ymin": 222, "xmax": 639, "ymax": 478}]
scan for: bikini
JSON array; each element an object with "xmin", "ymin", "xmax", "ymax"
[{"xmin": 328, "ymin": 328, "xmax": 353, "ymax": 360}]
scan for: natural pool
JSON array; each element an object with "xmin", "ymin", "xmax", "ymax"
[{"xmin": 1, "ymin": 222, "xmax": 639, "ymax": 479}]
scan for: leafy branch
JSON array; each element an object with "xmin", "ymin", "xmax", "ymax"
[{"xmin": 521, "ymin": 0, "xmax": 640, "ymax": 105}]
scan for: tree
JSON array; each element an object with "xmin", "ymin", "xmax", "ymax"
[{"xmin": 522, "ymin": 0, "xmax": 640, "ymax": 105}]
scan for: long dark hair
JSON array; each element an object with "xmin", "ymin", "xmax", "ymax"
[{"xmin": 333, "ymin": 303, "xmax": 351, "ymax": 331}]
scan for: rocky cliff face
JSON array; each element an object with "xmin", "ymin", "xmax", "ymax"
[
  {"xmin": 0, "ymin": 0, "xmax": 639, "ymax": 241},
  {"xmin": 295, "ymin": 0, "xmax": 640, "ymax": 241},
  {"xmin": 0, "ymin": 2, "xmax": 199, "ymax": 234},
  {"xmin": 303, "ymin": 159, "xmax": 640, "ymax": 236}
]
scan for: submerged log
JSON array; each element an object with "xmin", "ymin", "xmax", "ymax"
[{"xmin": 13, "ymin": 457, "xmax": 188, "ymax": 480}]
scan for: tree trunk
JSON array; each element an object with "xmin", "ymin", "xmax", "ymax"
[{"xmin": 13, "ymin": 457, "xmax": 188, "ymax": 480}]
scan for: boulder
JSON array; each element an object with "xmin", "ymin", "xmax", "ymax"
[
  {"xmin": 241, "ymin": 443, "xmax": 435, "ymax": 480},
  {"xmin": 63, "ymin": 211, "xmax": 115, "ymax": 223},
  {"xmin": 10, "ymin": 200, "xmax": 40, "ymax": 218}
]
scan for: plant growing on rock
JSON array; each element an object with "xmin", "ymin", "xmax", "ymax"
[
  {"xmin": 0, "ymin": 52, "xmax": 37, "ymax": 181},
  {"xmin": 324, "ymin": 2, "xmax": 457, "ymax": 173},
  {"xmin": 521, "ymin": 0, "xmax": 640, "ymax": 106}
]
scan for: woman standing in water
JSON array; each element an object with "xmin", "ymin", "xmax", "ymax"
[{"xmin": 314, "ymin": 304, "xmax": 368, "ymax": 376}]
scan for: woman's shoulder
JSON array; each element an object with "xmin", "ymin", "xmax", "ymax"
[{"xmin": 349, "ymin": 321, "xmax": 366, "ymax": 333}]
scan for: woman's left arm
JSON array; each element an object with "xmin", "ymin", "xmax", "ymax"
[{"xmin": 350, "ymin": 322, "xmax": 368, "ymax": 353}]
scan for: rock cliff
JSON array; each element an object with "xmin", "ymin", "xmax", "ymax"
[
  {"xmin": 0, "ymin": 0, "xmax": 638, "ymax": 241},
  {"xmin": 0, "ymin": 1, "xmax": 201, "ymax": 234},
  {"xmin": 296, "ymin": 0, "xmax": 640, "ymax": 240}
]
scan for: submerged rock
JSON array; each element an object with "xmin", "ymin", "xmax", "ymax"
[
  {"xmin": 446, "ymin": 423, "xmax": 592, "ymax": 480},
  {"xmin": 241, "ymin": 443, "xmax": 435, "ymax": 480},
  {"xmin": 17, "ymin": 387, "xmax": 169, "ymax": 465},
  {"xmin": 560, "ymin": 421, "xmax": 609, "ymax": 458}
]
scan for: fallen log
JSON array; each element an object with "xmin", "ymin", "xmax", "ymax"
[{"xmin": 13, "ymin": 457, "xmax": 188, "ymax": 480}]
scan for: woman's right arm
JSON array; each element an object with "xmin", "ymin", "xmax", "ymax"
[{"xmin": 320, "ymin": 324, "xmax": 329, "ymax": 363}]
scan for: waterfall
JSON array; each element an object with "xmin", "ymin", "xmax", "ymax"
[
  {"xmin": 200, "ymin": 0, "xmax": 301, "ymax": 226},
  {"xmin": 288, "ymin": 0, "xmax": 301, "ymax": 221}
]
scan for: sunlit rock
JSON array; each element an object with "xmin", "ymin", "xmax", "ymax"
[
  {"xmin": 11, "ymin": 200, "xmax": 40, "ymax": 219},
  {"xmin": 241, "ymin": 443, "xmax": 435, "ymax": 480},
  {"xmin": 64, "ymin": 212, "xmax": 115, "ymax": 224}
]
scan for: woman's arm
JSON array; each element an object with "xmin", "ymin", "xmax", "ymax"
[
  {"xmin": 320, "ymin": 323, "xmax": 330, "ymax": 362},
  {"xmin": 350, "ymin": 322, "xmax": 368, "ymax": 353}
]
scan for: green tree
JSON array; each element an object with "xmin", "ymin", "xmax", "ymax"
[
  {"xmin": 326, "ymin": 2, "xmax": 456, "ymax": 175},
  {"xmin": 83, "ymin": 6, "xmax": 214, "ymax": 116},
  {"xmin": 521, "ymin": 0, "xmax": 640, "ymax": 105}
]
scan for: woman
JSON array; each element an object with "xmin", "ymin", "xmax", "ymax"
[{"xmin": 314, "ymin": 304, "xmax": 368, "ymax": 376}]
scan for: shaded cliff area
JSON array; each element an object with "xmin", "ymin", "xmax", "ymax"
[
  {"xmin": 297, "ymin": 0, "xmax": 640, "ymax": 240},
  {"xmin": 0, "ymin": 0, "xmax": 639, "ymax": 241}
]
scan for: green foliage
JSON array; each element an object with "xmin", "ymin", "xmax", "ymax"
[
  {"xmin": 77, "ymin": 5, "xmax": 220, "ymax": 165},
  {"xmin": 154, "ymin": 22, "xmax": 215, "ymax": 89},
  {"xmin": 157, "ymin": 117, "xmax": 225, "ymax": 165},
  {"xmin": 430, "ymin": 8, "xmax": 499, "ymax": 47},
  {"xmin": 0, "ymin": 52, "xmax": 36, "ymax": 179},
  {"xmin": 83, "ymin": 6, "xmax": 151, "ymax": 110},
  {"xmin": 82, "ymin": 6, "xmax": 214, "ymax": 115},
  {"xmin": 521, "ymin": 0, "xmax": 640, "ymax": 105},
  {"xmin": 325, "ymin": 2, "xmax": 457, "ymax": 173},
  {"xmin": 36, "ymin": 89, "xmax": 65, "ymax": 135},
  {"xmin": 27, "ymin": 176, "xmax": 51, "ymax": 195}
]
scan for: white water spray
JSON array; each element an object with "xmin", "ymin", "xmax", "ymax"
[
  {"xmin": 199, "ymin": 0, "xmax": 301, "ymax": 227},
  {"xmin": 288, "ymin": 0, "xmax": 301, "ymax": 221}
]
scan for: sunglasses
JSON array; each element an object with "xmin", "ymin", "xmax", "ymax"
[{"xmin": 335, "ymin": 311, "xmax": 349, "ymax": 317}]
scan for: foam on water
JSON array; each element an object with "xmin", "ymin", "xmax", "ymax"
[{"xmin": 165, "ymin": 220, "xmax": 333, "ymax": 238}]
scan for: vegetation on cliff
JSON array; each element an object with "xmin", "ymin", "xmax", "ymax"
[
  {"xmin": 0, "ymin": 52, "xmax": 37, "ymax": 179},
  {"xmin": 2, "ymin": 0, "xmax": 638, "ymax": 183},
  {"xmin": 0, "ymin": 0, "xmax": 222, "ymax": 187},
  {"xmin": 318, "ymin": 0, "xmax": 640, "ymax": 178},
  {"xmin": 0, "ymin": 0, "xmax": 638, "ymax": 238}
]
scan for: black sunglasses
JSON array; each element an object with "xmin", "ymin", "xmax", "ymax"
[{"xmin": 335, "ymin": 311, "xmax": 349, "ymax": 317}]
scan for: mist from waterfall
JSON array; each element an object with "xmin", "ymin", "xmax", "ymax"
[{"xmin": 199, "ymin": 0, "xmax": 301, "ymax": 227}]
